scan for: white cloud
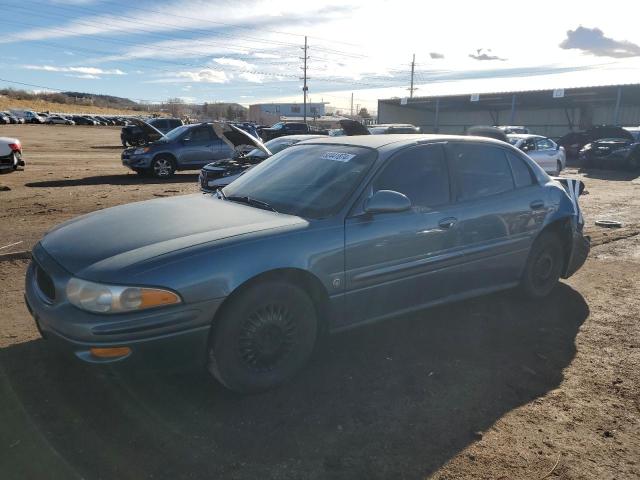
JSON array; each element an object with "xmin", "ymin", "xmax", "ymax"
[
  {"xmin": 213, "ymin": 57, "xmax": 254, "ymax": 69},
  {"xmin": 147, "ymin": 69, "xmax": 231, "ymax": 84},
  {"xmin": 23, "ymin": 65, "xmax": 125, "ymax": 75},
  {"xmin": 65, "ymin": 73, "xmax": 101, "ymax": 79},
  {"xmin": 239, "ymin": 72, "xmax": 264, "ymax": 83}
]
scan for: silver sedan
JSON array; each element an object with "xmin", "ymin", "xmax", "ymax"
[{"xmin": 508, "ymin": 134, "xmax": 566, "ymax": 175}]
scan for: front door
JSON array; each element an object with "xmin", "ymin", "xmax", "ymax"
[
  {"xmin": 178, "ymin": 125, "xmax": 216, "ymax": 167},
  {"xmin": 343, "ymin": 144, "xmax": 460, "ymax": 328}
]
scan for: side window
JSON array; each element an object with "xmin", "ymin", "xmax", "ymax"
[
  {"xmin": 186, "ymin": 127, "xmax": 212, "ymax": 142},
  {"xmin": 536, "ymin": 138, "xmax": 554, "ymax": 150},
  {"xmin": 451, "ymin": 143, "xmax": 515, "ymax": 201},
  {"xmin": 507, "ymin": 152, "xmax": 534, "ymax": 188},
  {"xmin": 373, "ymin": 145, "xmax": 450, "ymax": 209},
  {"xmin": 154, "ymin": 120, "xmax": 168, "ymax": 131}
]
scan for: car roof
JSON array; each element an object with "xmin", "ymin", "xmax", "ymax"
[
  {"xmin": 506, "ymin": 134, "xmax": 544, "ymax": 140},
  {"xmin": 273, "ymin": 134, "xmax": 326, "ymax": 141},
  {"xmin": 297, "ymin": 134, "xmax": 510, "ymax": 149}
]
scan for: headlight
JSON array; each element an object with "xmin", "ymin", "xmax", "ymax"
[
  {"xmin": 581, "ymin": 143, "xmax": 592, "ymax": 151},
  {"xmin": 66, "ymin": 278, "xmax": 181, "ymax": 314},
  {"xmin": 133, "ymin": 147, "xmax": 150, "ymax": 155}
]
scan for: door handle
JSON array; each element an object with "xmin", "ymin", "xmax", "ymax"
[
  {"xmin": 530, "ymin": 200, "xmax": 545, "ymax": 210},
  {"xmin": 438, "ymin": 217, "xmax": 457, "ymax": 229}
]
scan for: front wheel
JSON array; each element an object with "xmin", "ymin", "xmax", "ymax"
[
  {"xmin": 151, "ymin": 156, "xmax": 175, "ymax": 179},
  {"xmin": 208, "ymin": 282, "xmax": 318, "ymax": 393},
  {"xmin": 520, "ymin": 232, "xmax": 564, "ymax": 298}
]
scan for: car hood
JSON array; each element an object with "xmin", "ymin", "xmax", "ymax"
[
  {"xmin": 212, "ymin": 123, "xmax": 272, "ymax": 156},
  {"xmin": 128, "ymin": 118, "xmax": 166, "ymax": 139},
  {"xmin": 339, "ymin": 119, "xmax": 371, "ymax": 136},
  {"xmin": 41, "ymin": 194, "xmax": 305, "ymax": 279}
]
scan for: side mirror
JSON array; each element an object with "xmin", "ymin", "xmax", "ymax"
[{"xmin": 364, "ymin": 190, "xmax": 412, "ymax": 214}]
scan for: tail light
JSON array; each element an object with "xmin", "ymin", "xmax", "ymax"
[{"xmin": 9, "ymin": 142, "xmax": 21, "ymax": 152}]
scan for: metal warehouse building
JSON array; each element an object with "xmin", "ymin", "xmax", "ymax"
[{"xmin": 377, "ymin": 84, "xmax": 640, "ymax": 138}]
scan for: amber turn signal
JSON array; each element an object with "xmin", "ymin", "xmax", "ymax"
[{"xmin": 90, "ymin": 346, "xmax": 131, "ymax": 358}]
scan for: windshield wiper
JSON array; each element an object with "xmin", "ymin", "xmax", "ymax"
[{"xmin": 225, "ymin": 195, "xmax": 278, "ymax": 213}]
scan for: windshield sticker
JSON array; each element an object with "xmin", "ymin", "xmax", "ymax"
[{"xmin": 321, "ymin": 152, "xmax": 356, "ymax": 162}]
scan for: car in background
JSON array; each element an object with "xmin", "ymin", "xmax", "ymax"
[
  {"xmin": 624, "ymin": 126, "xmax": 640, "ymax": 142},
  {"xmin": 46, "ymin": 115, "xmax": 75, "ymax": 125},
  {"xmin": 507, "ymin": 134, "xmax": 566, "ymax": 175},
  {"xmin": 0, "ymin": 136, "xmax": 24, "ymax": 173},
  {"xmin": 26, "ymin": 134, "xmax": 589, "ymax": 393},
  {"xmin": 579, "ymin": 137, "xmax": 640, "ymax": 170},
  {"xmin": 497, "ymin": 125, "xmax": 530, "ymax": 134},
  {"xmin": 121, "ymin": 121, "xmax": 235, "ymax": 178},
  {"xmin": 558, "ymin": 125, "xmax": 634, "ymax": 160},
  {"xmin": 10, "ymin": 110, "xmax": 43, "ymax": 124},
  {"xmin": 260, "ymin": 122, "xmax": 328, "ymax": 141},
  {"xmin": 120, "ymin": 117, "xmax": 183, "ymax": 146},
  {"xmin": 71, "ymin": 116, "xmax": 98, "ymax": 126},
  {"xmin": 2, "ymin": 112, "xmax": 22, "ymax": 124},
  {"xmin": 368, "ymin": 124, "xmax": 421, "ymax": 134},
  {"xmin": 199, "ymin": 134, "xmax": 326, "ymax": 192},
  {"xmin": 0, "ymin": 113, "xmax": 11, "ymax": 124}
]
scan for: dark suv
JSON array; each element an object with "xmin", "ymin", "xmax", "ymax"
[{"xmin": 120, "ymin": 118, "xmax": 183, "ymax": 146}]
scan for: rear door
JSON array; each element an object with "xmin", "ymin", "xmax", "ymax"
[
  {"xmin": 444, "ymin": 142, "xmax": 546, "ymax": 293},
  {"xmin": 343, "ymin": 143, "xmax": 461, "ymax": 327}
]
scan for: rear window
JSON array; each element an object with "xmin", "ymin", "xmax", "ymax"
[{"xmin": 451, "ymin": 143, "xmax": 515, "ymax": 201}]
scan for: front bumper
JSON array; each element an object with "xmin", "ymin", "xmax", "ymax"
[
  {"xmin": 24, "ymin": 243, "xmax": 223, "ymax": 366},
  {"xmin": 121, "ymin": 150, "xmax": 153, "ymax": 170}
]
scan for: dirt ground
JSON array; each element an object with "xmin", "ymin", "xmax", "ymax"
[{"xmin": 0, "ymin": 125, "xmax": 639, "ymax": 479}]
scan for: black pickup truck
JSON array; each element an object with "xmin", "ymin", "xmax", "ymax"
[{"xmin": 259, "ymin": 122, "xmax": 328, "ymax": 141}]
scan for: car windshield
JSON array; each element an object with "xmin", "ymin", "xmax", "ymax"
[
  {"xmin": 163, "ymin": 125, "xmax": 190, "ymax": 140},
  {"xmin": 245, "ymin": 137, "xmax": 298, "ymax": 158},
  {"xmin": 222, "ymin": 144, "xmax": 377, "ymax": 218}
]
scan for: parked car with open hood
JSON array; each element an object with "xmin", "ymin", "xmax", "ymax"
[
  {"xmin": 558, "ymin": 125, "xmax": 634, "ymax": 160},
  {"xmin": 26, "ymin": 134, "xmax": 589, "ymax": 393},
  {"xmin": 0, "ymin": 136, "xmax": 24, "ymax": 172},
  {"xmin": 121, "ymin": 121, "xmax": 240, "ymax": 178},
  {"xmin": 508, "ymin": 134, "xmax": 566, "ymax": 175},
  {"xmin": 199, "ymin": 134, "xmax": 326, "ymax": 192},
  {"xmin": 579, "ymin": 137, "xmax": 640, "ymax": 170},
  {"xmin": 120, "ymin": 117, "xmax": 183, "ymax": 146}
]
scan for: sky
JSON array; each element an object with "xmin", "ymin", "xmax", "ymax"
[{"xmin": 1, "ymin": 0, "xmax": 640, "ymax": 111}]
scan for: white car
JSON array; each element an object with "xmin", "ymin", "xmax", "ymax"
[
  {"xmin": 46, "ymin": 115, "xmax": 74, "ymax": 125},
  {"xmin": 0, "ymin": 136, "xmax": 24, "ymax": 172},
  {"xmin": 507, "ymin": 134, "xmax": 566, "ymax": 175}
]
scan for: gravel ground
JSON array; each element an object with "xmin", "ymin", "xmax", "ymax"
[{"xmin": 0, "ymin": 124, "xmax": 638, "ymax": 479}]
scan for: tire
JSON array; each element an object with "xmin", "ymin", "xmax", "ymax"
[
  {"xmin": 151, "ymin": 155, "xmax": 175, "ymax": 179},
  {"xmin": 520, "ymin": 232, "xmax": 564, "ymax": 299},
  {"xmin": 555, "ymin": 160, "xmax": 562, "ymax": 176},
  {"xmin": 208, "ymin": 281, "xmax": 318, "ymax": 393},
  {"xmin": 133, "ymin": 168, "xmax": 148, "ymax": 176}
]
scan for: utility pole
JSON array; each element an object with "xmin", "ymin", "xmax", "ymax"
[
  {"xmin": 301, "ymin": 36, "xmax": 309, "ymax": 124},
  {"xmin": 350, "ymin": 92, "xmax": 354, "ymax": 117},
  {"xmin": 409, "ymin": 53, "xmax": 416, "ymax": 98}
]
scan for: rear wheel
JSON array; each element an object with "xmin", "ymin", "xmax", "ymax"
[
  {"xmin": 151, "ymin": 156, "xmax": 175, "ymax": 179},
  {"xmin": 208, "ymin": 281, "xmax": 318, "ymax": 393},
  {"xmin": 520, "ymin": 232, "xmax": 564, "ymax": 298}
]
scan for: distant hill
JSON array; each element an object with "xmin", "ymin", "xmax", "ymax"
[
  {"xmin": 0, "ymin": 87, "xmax": 146, "ymax": 112},
  {"xmin": 62, "ymin": 91, "xmax": 138, "ymax": 107}
]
